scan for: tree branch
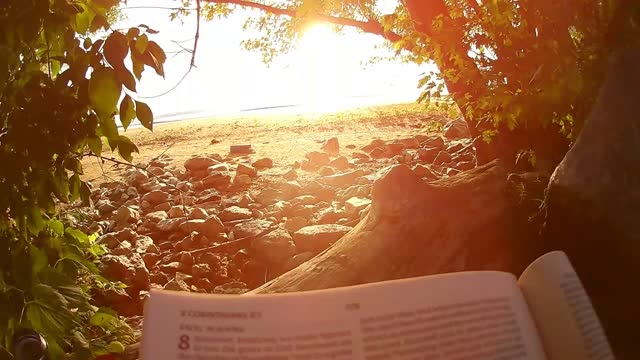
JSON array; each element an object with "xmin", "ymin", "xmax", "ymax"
[{"xmin": 202, "ymin": 0, "xmax": 402, "ymax": 42}]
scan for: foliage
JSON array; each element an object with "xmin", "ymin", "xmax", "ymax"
[
  {"xmin": 0, "ymin": 0, "xmax": 164, "ymax": 357},
  {"xmin": 194, "ymin": 0, "xmax": 640, "ymax": 161}
]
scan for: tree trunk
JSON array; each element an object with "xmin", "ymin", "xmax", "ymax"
[
  {"xmin": 251, "ymin": 161, "xmax": 545, "ymax": 294},
  {"xmin": 543, "ymin": 46, "xmax": 640, "ymax": 359}
]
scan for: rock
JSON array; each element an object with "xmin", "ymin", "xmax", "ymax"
[
  {"xmin": 252, "ymin": 158, "xmax": 274, "ymax": 169},
  {"xmin": 305, "ymin": 151, "xmax": 331, "ymax": 167},
  {"xmin": 230, "ymin": 144, "xmax": 254, "ymax": 154},
  {"xmin": 329, "ymin": 156, "xmax": 351, "ymax": 171},
  {"xmin": 114, "ymin": 206, "xmax": 139, "ymax": 227},
  {"xmin": 152, "ymin": 202, "xmax": 172, "ymax": 213},
  {"xmin": 146, "ymin": 210, "xmax": 168, "ymax": 223},
  {"xmin": 188, "ymin": 207, "xmax": 208, "ymax": 220},
  {"xmin": 446, "ymin": 168, "xmax": 461, "ymax": 176},
  {"xmin": 283, "ymin": 216, "xmax": 309, "ymax": 233},
  {"xmin": 447, "ymin": 142, "xmax": 465, "ymax": 154},
  {"xmin": 251, "ymin": 228, "xmax": 296, "ymax": 264},
  {"xmin": 134, "ymin": 235, "xmax": 157, "ymax": 254},
  {"xmin": 362, "ymin": 139, "xmax": 386, "ymax": 153},
  {"xmin": 196, "ymin": 189, "xmax": 221, "ymax": 204},
  {"xmin": 321, "ymin": 169, "xmax": 365, "ymax": 188},
  {"xmin": 370, "ymin": 147, "xmax": 386, "ymax": 159},
  {"xmin": 318, "ymin": 166, "xmax": 335, "ymax": 176},
  {"xmin": 422, "ymin": 136, "xmax": 446, "ymax": 150},
  {"xmin": 167, "ymin": 206, "xmax": 186, "ymax": 219},
  {"xmin": 219, "ymin": 206, "xmax": 253, "ymax": 222},
  {"xmin": 345, "ymin": 197, "xmax": 372, "ymax": 214},
  {"xmin": 159, "ymin": 262, "xmax": 186, "ymax": 275},
  {"xmin": 156, "ymin": 218, "xmax": 187, "ymax": 232},
  {"xmin": 301, "ymin": 181, "xmax": 336, "ymax": 202},
  {"xmin": 191, "ymin": 263, "xmax": 211, "ymax": 279},
  {"xmin": 352, "ymin": 152, "xmax": 370, "ymax": 160},
  {"xmin": 164, "ymin": 279, "xmax": 190, "ymax": 292},
  {"xmin": 255, "ymin": 188, "xmax": 283, "ymax": 205},
  {"xmin": 456, "ymin": 160, "xmax": 475, "ymax": 171},
  {"xmin": 213, "ymin": 281, "xmax": 249, "ymax": 295},
  {"xmin": 101, "ymin": 253, "xmax": 149, "ymax": 290},
  {"xmin": 293, "ymin": 224, "xmax": 352, "ymax": 253},
  {"xmin": 126, "ymin": 169, "xmax": 149, "ymax": 187},
  {"xmin": 141, "ymin": 190, "xmax": 169, "ymax": 205},
  {"xmin": 208, "ymin": 163, "xmax": 230, "ymax": 173},
  {"xmin": 412, "ymin": 164, "xmax": 438, "ymax": 179},
  {"xmin": 399, "ymin": 137, "xmax": 421, "ymax": 149},
  {"xmin": 417, "ymin": 147, "xmax": 441, "ymax": 163},
  {"xmin": 283, "ymin": 252, "xmax": 315, "ymax": 272},
  {"xmin": 234, "ymin": 174, "xmax": 252, "ymax": 186},
  {"xmin": 236, "ymin": 163, "xmax": 258, "ymax": 178},
  {"xmin": 444, "ymin": 118, "xmax": 471, "ymax": 139},
  {"xmin": 283, "ymin": 169, "xmax": 298, "ymax": 181},
  {"xmin": 279, "ymin": 181, "xmax": 302, "ymax": 199},
  {"xmin": 199, "ymin": 215, "xmax": 225, "ymax": 238},
  {"xmin": 231, "ymin": 219, "xmax": 273, "ymax": 239},
  {"xmin": 96, "ymin": 200, "xmax": 116, "ymax": 216},
  {"xmin": 201, "ymin": 171, "xmax": 231, "ymax": 190},
  {"xmin": 384, "ymin": 143, "xmax": 406, "ymax": 157},
  {"xmin": 184, "ymin": 157, "xmax": 219, "ymax": 172},
  {"xmin": 433, "ymin": 151, "xmax": 453, "ymax": 165},
  {"xmin": 313, "ymin": 207, "xmax": 346, "ymax": 225},
  {"xmin": 321, "ymin": 137, "xmax": 340, "ymax": 156}
]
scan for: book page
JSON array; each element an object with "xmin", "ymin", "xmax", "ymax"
[
  {"xmin": 141, "ymin": 271, "xmax": 547, "ymax": 359},
  {"xmin": 518, "ymin": 251, "xmax": 614, "ymax": 360}
]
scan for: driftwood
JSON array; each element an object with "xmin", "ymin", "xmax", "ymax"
[
  {"xmin": 544, "ymin": 47, "xmax": 640, "ymax": 358},
  {"xmin": 250, "ymin": 160, "xmax": 543, "ymax": 294}
]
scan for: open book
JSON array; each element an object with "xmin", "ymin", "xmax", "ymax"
[{"xmin": 140, "ymin": 251, "xmax": 614, "ymax": 359}]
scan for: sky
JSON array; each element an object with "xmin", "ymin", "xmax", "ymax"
[{"xmin": 117, "ymin": 0, "xmax": 429, "ymax": 120}]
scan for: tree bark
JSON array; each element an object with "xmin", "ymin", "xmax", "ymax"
[
  {"xmin": 251, "ymin": 161, "xmax": 545, "ymax": 294},
  {"xmin": 544, "ymin": 46, "xmax": 640, "ymax": 359}
]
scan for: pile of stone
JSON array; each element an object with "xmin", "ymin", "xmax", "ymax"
[{"xmin": 86, "ymin": 119, "xmax": 475, "ymax": 316}]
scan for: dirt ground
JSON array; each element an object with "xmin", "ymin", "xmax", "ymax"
[{"xmin": 82, "ymin": 103, "xmax": 452, "ymax": 183}]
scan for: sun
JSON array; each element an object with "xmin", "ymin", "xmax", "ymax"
[{"xmin": 294, "ymin": 23, "xmax": 348, "ymax": 112}]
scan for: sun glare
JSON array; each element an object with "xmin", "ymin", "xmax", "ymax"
[{"xmin": 294, "ymin": 23, "xmax": 350, "ymax": 113}]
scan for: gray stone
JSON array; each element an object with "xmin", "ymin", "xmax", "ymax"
[
  {"xmin": 293, "ymin": 224, "xmax": 352, "ymax": 253},
  {"xmin": 184, "ymin": 157, "xmax": 219, "ymax": 172},
  {"xmin": 236, "ymin": 163, "xmax": 258, "ymax": 178},
  {"xmin": 251, "ymin": 228, "xmax": 296, "ymax": 264},
  {"xmin": 252, "ymin": 158, "xmax": 274, "ymax": 169},
  {"xmin": 141, "ymin": 190, "xmax": 169, "ymax": 205},
  {"xmin": 345, "ymin": 197, "xmax": 372, "ymax": 214},
  {"xmin": 321, "ymin": 137, "xmax": 340, "ymax": 156},
  {"xmin": 231, "ymin": 219, "xmax": 273, "ymax": 239},
  {"xmin": 219, "ymin": 206, "xmax": 253, "ymax": 222}
]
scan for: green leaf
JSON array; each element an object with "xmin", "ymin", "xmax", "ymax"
[
  {"xmin": 51, "ymin": 167, "xmax": 70, "ymax": 203},
  {"xmin": 126, "ymin": 27, "xmax": 141, "ymax": 40},
  {"xmin": 89, "ymin": 66, "xmax": 121, "ymax": 120},
  {"xmin": 30, "ymin": 244, "xmax": 48, "ymax": 277},
  {"xmin": 27, "ymin": 207, "xmax": 46, "ymax": 236},
  {"xmin": 109, "ymin": 341, "xmax": 126, "ymax": 354},
  {"xmin": 135, "ymin": 101, "xmax": 153, "ymax": 131},
  {"xmin": 116, "ymin": 135, "xmax": 139, "ymax": 162},
  {"xmin": 119, "ymin": 95, "xmax": 136, "ymax": 130},
  {"xmin": 104, "ymin": 31, "xmax": 129, "ymax": 70},
  {"xmin": 90, "ymin": 310, "xmax": 119, "ymax": 331},
  {"xmin": 48, "ymin": 220, "xmax": 64, "ymax": 236},
  {"xmin": 87, "ymin": 136, "xmax": 103, "ymax": 156},
  {"xmin": 135, "ymin": 34, "xmax": 148, "ymax": 54},
  {"xmin": 143, "ymin": 41, "xmax": 166, "ymax": 77},
  {"xmin": 115, "ymin": 66, "xmax": 136, "ymax": 91},
  {"xmin": 90, "ymin": 14, "xmax": 109, "ymax": 32},
  {"xmin": 80, "ymin": 182, "xmax": 92, "ymax": 206},
  {"xmin": 66, "ymin": 228, "xmax": 89, "ymax": 245},
  {"xmin": 69, "ymin": 173, "xmax": 81, "ymax": 202}
]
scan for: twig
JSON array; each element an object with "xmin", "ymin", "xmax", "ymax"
[{"xmin": 189, "ymin": 225, "xmax": 279, "ymax": 256}]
